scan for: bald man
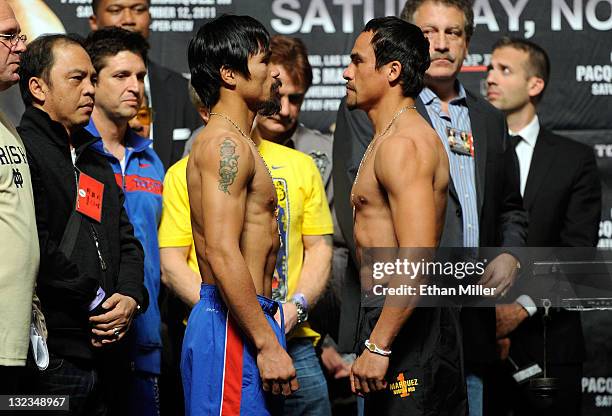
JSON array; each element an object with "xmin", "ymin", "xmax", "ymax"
[{"xmin": 0, "ymin": 0, "xmax": 39, "ymax": 393}]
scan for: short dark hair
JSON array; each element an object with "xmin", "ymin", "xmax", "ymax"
[
  {"xmin": 84, "ymin": 27, "xmax": 149, "ymax": 74},
  {"xmin": 269, "ymin": 36, "xmax": 313, "ymax": 92},
  {"xmin": 18, "ymin": 34, "xmax": 86, "ymax": 106},
  {"xmin": 92, "ymin": 0, "xmax": 150, "ymax": 16},
  {"xmin": 400, "ymin": 0, "xmax": 474, "ymax": 42},
  {"xmin": 493, "ymin": 36, "xmax": 550, "ymax": 100},
  {"xmin": 188, "ymin": 81, "xmax": 204, "ymax": 110},
  {"xmin": 188, "ymin": 14, "xmax": 270, "ymax": 109},
  {"xmin": 363, "ymin": 17, "xmax": 430, "ymax": 98}
]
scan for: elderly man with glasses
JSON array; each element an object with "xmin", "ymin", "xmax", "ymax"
[
  {"xmin": 0, "ymin": 31, "xmax": 26, "ymax": 44},
  {"xmin": 0, "ymin": 0, "xmax": 40, "ymax": 395}
]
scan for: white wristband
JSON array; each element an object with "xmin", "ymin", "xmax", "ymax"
[{"xmin": 364, "ymin": 339, "xmax": 392, "ymax": 356}]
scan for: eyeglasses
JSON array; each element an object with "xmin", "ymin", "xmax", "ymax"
[
  {"xmin": 133, "ymin": 107, "xmax": 153, "ymax": 126},
  {"xmin": 0, "ymin": 33, "xmax": 27, "ymax": 46}
]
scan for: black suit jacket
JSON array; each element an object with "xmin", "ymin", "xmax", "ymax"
[
  {"xmin": 332, "ymin": 90, "xmax": 528, "ymax": 366},
  {"xmin": 509, "ymin": 128, "xmax": 601, "ymax": 365},
  {"xmin": 148, "ymin": 61, "xmax": 202, "ymax": 170},
  {"xmin": 18, "ymin": 106, "xmax": 147, "ymax": 361}
]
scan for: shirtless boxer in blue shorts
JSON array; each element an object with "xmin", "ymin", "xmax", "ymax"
[{"xmin": 182, "ymin": 15, "xmax": 298, "ymax": 416}]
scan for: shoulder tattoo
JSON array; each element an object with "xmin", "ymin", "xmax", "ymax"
[{"xmin": 218, "ymin": 138, "xmax": 239, "ymax": 194}]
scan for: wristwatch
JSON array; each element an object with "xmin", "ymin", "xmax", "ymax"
[{"xmin": 289, "ymin": 294, "xmax": 308, "ymax": 324}]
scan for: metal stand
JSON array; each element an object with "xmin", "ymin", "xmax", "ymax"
[{"xmin": 527, "ymin": 298, "xmax": 560, "ymax": 410}]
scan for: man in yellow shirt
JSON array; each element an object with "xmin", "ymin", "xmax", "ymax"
[
  {"xmin": 159, "ymin": 156, "xmax": 200, "ymax": 307},
  {"xmin": 160, "ymin": 135, "xmax": 334, "ymax": 414}
]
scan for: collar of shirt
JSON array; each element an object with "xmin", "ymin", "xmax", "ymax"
[
  {"xmin": 280, "ymin": 136, "xmax": 296, "ymax": 149},
  {"xmin": 85, "ymin": 118, "xmax": 153, "ymax": 154},
  {"xmin": 420, "ymin": 81, "xmax": 468, "ymax": 110},
  {"xmin": 509, "ymin": 115, "xmax": 540, "ymax": 148}
]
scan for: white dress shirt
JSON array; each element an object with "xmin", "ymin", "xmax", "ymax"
[
  {"xmin": 510, "ymin": 115, "xmax": 540, "ymax": 316},
  {"xmin": 509, "ymin": 115, "xmax": 540, "ymax": 197}
]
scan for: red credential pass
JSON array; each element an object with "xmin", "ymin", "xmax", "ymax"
[{"xmin": 76, "ymin": 172, "xmax": 104, "ymax": 222}]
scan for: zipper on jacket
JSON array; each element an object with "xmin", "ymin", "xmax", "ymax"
[
  {"xmin": 120, "ymin": 151, "xmax": 127, "ymax": 190},
  {"xmin": 71, "ymin": 147, "xmax": 79, "ymax": 192},
  {"xmin": 90, "ymin": 224, "xmax": 108, "ymax": 271}
]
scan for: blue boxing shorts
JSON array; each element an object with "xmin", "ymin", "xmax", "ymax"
[{"xmin": 181, "ymin": 284, "xmax": 286, "ymax": 416}]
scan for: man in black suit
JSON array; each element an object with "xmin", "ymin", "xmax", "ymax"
[
  {"xmin": 89, "ymin": 0, "xmax": 202, "ymax": 169},
  {"xmin": 332, "ymin": 1, "xmax": 528, "ymax": 414},
  {"xmin": 487, "ymin": 37, "xmax": 601, "ymax": 415}
]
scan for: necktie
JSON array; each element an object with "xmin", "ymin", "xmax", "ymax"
[
  {"xmin": 509, "ymin": 134, "xmax": 523, "ymax": 149},
  {"xmin": 510, "ymin": 134, "xmax": 526, "ymax": 196}
]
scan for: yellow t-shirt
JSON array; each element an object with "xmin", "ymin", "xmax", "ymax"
[
  {"xmin": 158, "ymin": 157, "xmax": 199, "ymax": 274},
  {"xmin": 259, "ymin": 140, "xmax": 333, "ymax": 342},
  {"xmin": 158, "ymin": 140, "xmax": 334, "ymax": 342}
]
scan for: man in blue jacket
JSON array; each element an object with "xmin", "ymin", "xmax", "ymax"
[{"xmin": 84, "ymin": 27, "xmax": 164, "ymax": 416}]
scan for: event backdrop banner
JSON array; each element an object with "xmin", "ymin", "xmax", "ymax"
[
  {"xmin": 14, "ymin": 0, "xmax": 612, "ymax": 133},
  {"xmin": 6, "ymin": 0, "xmax": 612, "ymax": 413}
]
